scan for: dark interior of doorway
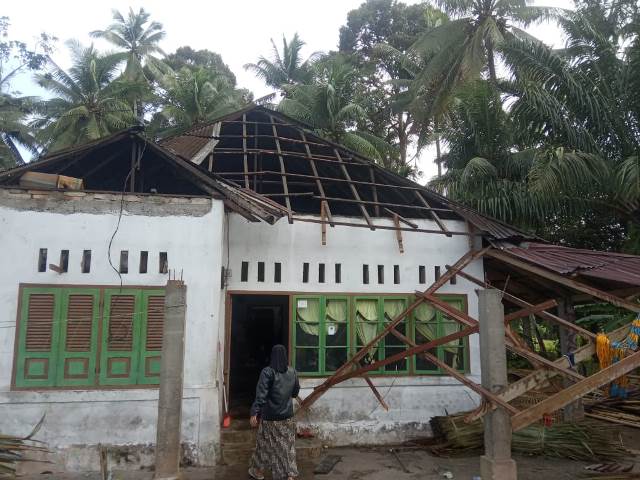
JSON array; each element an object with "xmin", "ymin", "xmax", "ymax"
[{"xmin": 229, "ymin": 294, "xmax": 289, "ymax": 418}]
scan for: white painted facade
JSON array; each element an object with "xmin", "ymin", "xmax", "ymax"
[
  {"xmin": 0, "ymin": 188, "xmax": 484, "ymax": 471},
  {"xmin": 0, "ymin": 190, "xmax": 226, "ymax": 471},
  {"xmin": 226, "ymin": 213, "xmax": 484, "ymax": 444}
]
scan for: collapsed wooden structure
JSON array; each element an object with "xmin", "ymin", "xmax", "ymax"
[{"xmin": 298, "ymin": 245, "xmax": 640, "ymax": 432}]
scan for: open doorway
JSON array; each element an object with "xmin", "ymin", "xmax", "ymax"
[{"xmin": 228, "ymin": 294, "xmax": 289, "ymax": 417}]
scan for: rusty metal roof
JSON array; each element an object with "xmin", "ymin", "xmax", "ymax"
[{"xmin": 502, "ymin": 242, "xmax": 640, "ymax": 286}]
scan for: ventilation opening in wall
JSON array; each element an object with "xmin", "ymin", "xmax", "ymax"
[
  {"xmin": 38, "ymin": 248, "xmax": 47, "ymax": 272},
  {"xmin": 377, "ymin": 265, "xmax": 384, "ymax": 284},
  {"xmin": 159, "ymin": 252, "xmax": 168, "ymax": 274},
  {"xmin": 139, "ymin": 251, "xmax": 148, "ymax": 273},
  {"xmin": 241, "ymin": 261, "xmax": 249, "ymax": 282},
  {"xmin": 450, "ymin": 274, "xmax": 457, "ymax": 285},
  {"xmin": 318, "ymin": 263, "xmax": 325, "ymax": 283},
  {"xmin": 257, "ymin": 262, "xmax": 265, "ymax": 282},
  {"xmin": 119, "ymin": 251, "xmax": 129, "ymax": 274},
  {"xmin": 435, "ymin": 266, "xmax": 441, "ymax": 281},
  {"xmin": 81, "ymin": 250, "xmax": 91, "ymax": 273},
  {"xmin": 419, "ymin": 265, "xmax": 426, "ymax": 284},
  {"xmin": 394, "ymin": 265, "xmax": 400, "ymax": 284},
  {"xmin": 302, "ymin": 263, "xmax": 309, "ymax": 283},
  {"xmin": 363, "ymin": 264, "xmax": 369, "ymax": 284},
  {"xmin": 274, "ymin": 262, "xmax": 281, "ymax": 283},
  {"xmin": 335, "ymin": 263, "xmax": 342, "ymax": 284},
  {"xmin": 60, "ymin": 250, "xmax": 69, "ymax": 273}
]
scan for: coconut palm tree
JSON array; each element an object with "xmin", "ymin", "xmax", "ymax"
[
  {"xmin": 429, "ymin": 80, "xmax": 609, "ymax": 227},
  {"xmin": 244, "ymin": 33, "xmax": 319, "ymax": 92},
  {"xmin": 278, "ymin": 55, "xmax": 404, "ymax": 173},
  {"xmin": 152, "ymin": 66, "xmax": 249, "ymax": 135},
  {"xmin": 409, "ymin": 0, "xmax": 559, "ymax": 117},
  {"xmin": 32, "ymin": 41, "xmax": 135, "ymax": 152},
  {"xmin": 90, "ymin": 7, "xmax": 166, "ymax": 117}
]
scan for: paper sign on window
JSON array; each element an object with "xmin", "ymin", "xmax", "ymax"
[
  {"xmin": 297, "ymin": 299, "xmax": 308, "ymax": 309},
  {"xmin": 327, "ymin": 324, "xmax": 337, "ymax": 335}
]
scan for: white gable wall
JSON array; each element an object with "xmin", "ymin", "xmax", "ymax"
[
  {"xmin": 226, "ymin": 213, "xmax": 484, "ymax": 444},
  {"xmin": 0, "ymin": 190, "xmax": 225, "ymax": 471}
]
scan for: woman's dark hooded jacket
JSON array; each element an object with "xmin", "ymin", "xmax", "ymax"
[{"xmin": 250, "ymin": 345, "xmax": 300, "ymax": 421}]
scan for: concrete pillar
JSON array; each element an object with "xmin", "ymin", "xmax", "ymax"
[
  {"xmin": 479, "ymin": 289, "xmax": 517, "ymax": 480},
  {"xmin": 154, "ymin": 280, "xmax": 187, "ymax": 480},
  {"xmin": 558, "ymin": 298, "xmax": 584, "ymax": 422}
]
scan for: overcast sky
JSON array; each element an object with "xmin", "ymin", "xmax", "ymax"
[{"xmin": 5, "ymin": 0, "xmax": 575, "ymax": 181}]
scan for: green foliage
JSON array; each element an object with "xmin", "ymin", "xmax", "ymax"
[
  {"xmin": 278, "ymin": 54, "xmax": 402, "ymax": 173},
  {"xmin": 165, "ymin": 46, "xmax": 237, "ymax": 85},
  {"xmin": 244, "ymin": 33, "xmax": 318, "ymax": 92},
  {"xmin": 32, "ymin": 41, "xmax": 136, "ymax": 152},
  {"xmin": 151, "ymin": 66, "xmax": 249, "ymax": 136}
]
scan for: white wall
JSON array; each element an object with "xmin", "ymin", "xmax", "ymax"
[
  {"xmin": 226, "ymin": 213, "xmax": 485, "ymax": 443},
  {"xmin": 0, "ymin": 190, "xmax": 225, "ymax": 470}
]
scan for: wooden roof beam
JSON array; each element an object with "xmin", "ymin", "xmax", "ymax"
[
  {"xmin": 334, "ymin": 148, "xmax": 374, "ymax": 230},
  {"xmin": 300, "ymin": 130, "xmax": 333, "ymax": 226},
  {"xmin": 269, "ymin": 116, "xmax": 293, "ymax": 223},
  {"xmin": 415, "ymin": 191, "xmax": 451, "ymax": 236}
]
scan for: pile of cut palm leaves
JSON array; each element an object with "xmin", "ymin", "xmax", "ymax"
[
  {"xmin": 425, "ymin": 414, "xmax": 630, "ymax": 461},
  {"xmin": 1, "ymin": 416, "xmax": 48, "ymax": 479}
]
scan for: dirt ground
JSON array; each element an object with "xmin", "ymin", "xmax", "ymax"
[{"xmin": 23, "ymin": 446, "xmax": 640, "ymax": 480}]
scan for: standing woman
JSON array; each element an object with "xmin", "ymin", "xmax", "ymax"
[{"xmin": 248, "ymin": 344, "xmax": 300, "ymax": 480}]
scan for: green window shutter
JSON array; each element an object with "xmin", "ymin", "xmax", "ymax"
[
  {"xmin": 15, "ymin": 288, "xmax": 61, "ymax": 388},
  {"xmin": 137, "ymin": 290, "xmax": 165, "ymax": 385},
  {"xmin": 55, "ymin": 289, "xmax": 100, "ymax": 387},
  {"xmin": 99, "ymin": 289, "xmax": 142, "ymax": 386}
]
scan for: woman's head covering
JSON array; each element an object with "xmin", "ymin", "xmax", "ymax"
[{"xmin": 270, "ymin": 344, "xmax": 288, "ymax": 373}]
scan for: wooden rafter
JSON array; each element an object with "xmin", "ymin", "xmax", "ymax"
[
  {"xmin": 388, "ymin": 327, "xmax": 518, "ymax": 414},
  {"xmin": 363, "ymin": 376, "xmax": 389, "ymax": 411},
  {"xmin": 504, "ymin": 299, "xmax": 558, "ymax": 323},
  {"xmin": 300, "ymin": 130, "xmax": 333, "ymax": 225},
  {"xmin": 321, "ymin": 201, "xmax": 327, "ymax": 245},
  {"xmin": 269, "ymin": 116, "xmax": 293, "ymax": 223},
  {"xmin": 487, "ymin": 249, "xmax": 640, "ymax": 313},
  {"xmin": 384, "ymin": 208, "xmax": 418, "ymax": 229},
  {"xmin": 449, "ymin": 266, "xmax": 598, "ymax": 340},
  {"xmin": 241, "ymin": 114, "xmax": 250, "ymax": 188},
  {"xmin": 369, "ymin": 167, "xmax": 380, "ymax": 217},
  {"xmin": 415, "ymin": 191, "xmax": 450, "ymax": 236},
  {"xmin": 334, "ymin": 148, "xmax": 374, "ymax": 229}
]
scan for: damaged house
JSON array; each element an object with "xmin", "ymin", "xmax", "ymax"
[{"xmin": 1, "ymin": 105, "xmax": 639, "ymax": 471}]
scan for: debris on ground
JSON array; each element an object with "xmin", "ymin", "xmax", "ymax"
[
  {"xmin": 418, "ymin": 414, "xmax": 631, "ymax": 461},
  {"xmin": 584, "ymin": 390, "xmax": 640, "ymax": 429}
]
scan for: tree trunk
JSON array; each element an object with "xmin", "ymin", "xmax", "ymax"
[
  {"xmin": 434, "ymin": 118, "xmax": 442, "ymax": 177},
  {"xmin": 521, "ymin": 316, "xmax": 535, "ymax": 351},
  {"xmin": 486, "ymin": 38, "xmax": 498, "ymax": 86}
]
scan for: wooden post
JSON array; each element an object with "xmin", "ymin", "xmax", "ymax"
[
  {"xmin": 479, "ymin": 289, "xmax": 517, "ymax": 480},
  {"xmin": 154, "ymin": 280, "xmax": 187, "ymax": 480}
]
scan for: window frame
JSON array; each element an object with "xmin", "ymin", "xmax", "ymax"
[
  {"xmin": 12, "ymin": 284, "xmax": 165, "ymax": 391},
  {"xmin": 292, "ymin": 294, "xmax": 350, "ymax": 377},
  {"xmin": 412, "ymin": 294, "xmax": 470, "ymax": 375}
]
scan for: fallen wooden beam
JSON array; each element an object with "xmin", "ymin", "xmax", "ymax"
[
  {"xmin": 487, "ymin": 250, "xmax": 640, "ymax": 313},
  {"xmin": 363, "ymin": 376, "xmax": 389, "ymax": 411},
  {"xmin": 388, "ymin": 328, "xmax": 518, "ymax": 414},
  {"xmin": 449, "ymin": 267, "xmax": 597, "ymax": 340},
  {"xmin": 511, "ymin": 351, "xmax": 640, "ymax": 431},
  {"xmin": 504, "ymin": 300, "xmax": 558, "ymax": 323}
]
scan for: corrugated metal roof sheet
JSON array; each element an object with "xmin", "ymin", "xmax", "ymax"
[{"xmin": 503, "ymin": 242, "xmax": 640, "ymax": 286}]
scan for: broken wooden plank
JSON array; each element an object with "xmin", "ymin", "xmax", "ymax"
[
  {"xmin": 415, "ymin": 190, "xmax": 450, "ymax": 236},
  {"xmin": 511, "ymin": 351, "xmax": 640, "ymax": 431},
  {"xmin": 393, "ymin": 215, "xmax": 404, "ymax": 253},
  {"xmin": 504, "ymin": 300, "xmax": 558, "ymax": 323},
  {"xmin": 384, "ymin": 207, "xmax": 419, "ymax": 229}
]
